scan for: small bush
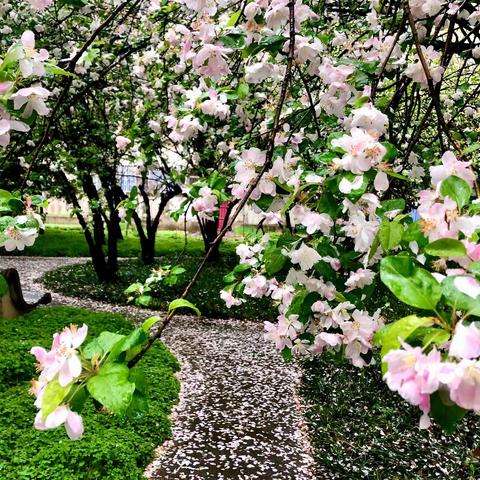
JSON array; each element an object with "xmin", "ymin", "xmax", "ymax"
[{"xmin": 0, "ymin": 306, "xmax": 180, "ymax": 480}]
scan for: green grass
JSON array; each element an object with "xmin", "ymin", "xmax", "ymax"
[
  {"xmin": 43, "ymin": 256, "xmax": 276, "ymax": 322},
  {"xmin": 1, "ymin": 224, "xmax": 238, "ymax": 257},
  {"xmin": 0, "ymin": 306, "xmax": 180, "ymax": 480},
  {"xmin": 302, "ymin": 354, "xmax": 480, "ymax": 479}
]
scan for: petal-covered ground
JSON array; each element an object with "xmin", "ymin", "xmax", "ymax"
[{"xmin": 1, "ymin": 257, "xmax": 316, "ymax": 480}]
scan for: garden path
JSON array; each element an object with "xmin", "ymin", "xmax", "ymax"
[{"xmin": 1, "ymin": 256, "xmax": 316, "ymax": 480}]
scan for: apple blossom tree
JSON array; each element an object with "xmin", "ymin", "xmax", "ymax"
[{"xmin": 2, "ymin": 0, "xmax": 480, "ymax": 440}]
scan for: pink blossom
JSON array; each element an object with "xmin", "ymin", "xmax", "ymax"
[
  {"xmin": 447, "ymin": 360, "xmax": 480, "ymax": 411},
  {"xmin": 115, "ymin": 135, "xmax": 131, "ymax": 150},
  {"xmin": 289, "ymin": 243, "xmax": 321, "ymax": 271},
  {"xmin": 26, "ymin": 0, "xmax": 53, "ymax": 10},
  {"xmin": 430, "ymin": 151, "xmax": 476, "ymax": 189},
  {"xmin": 374, "ymin": 170, "xmax": 389, "ymax": 192},
  {"xmin": 11, "ymin": 86, "xmax": 51, "ymax": 117},
  {"xmin": 243, "ymin": 275, "xmax": 268, "ymax": 298},
  {"xmin": 454, "ymin": 276, "xmax": 480, "ymax": 299},
  {"xmin": 193, "ymin": 44, "xmax": 232, "ymax": 81},
  {"xmin": 31, "ymin": 324, "xmax": 88, "ymax": 386},
  {"xmin": 332, "ymin": 128, "xmax": 386, "ymax": 174},
  {"xmin": 192, "ymin": 186, "xmax": 218, "ymax": 218},
  {"xmin": 34, "ymin": 406, "xmax": 84, "ymax": 440},
  {"xmin": 449, "ymin": 322, "xmax": 480, "ymax": 359},
  {"xmin": 349, "ymin": 104, "xmax": 389, "ymax": 136},
  {"xmin": 20, "ymin": 31, "xmax": 49, "ymax": 78},
  {"xmin": 220, "ymin": 290, "xmax": 245, "ymax": 308},
  {"xmin": 345, "ymin": 268, "xmax": 375, "ymax": 290}
]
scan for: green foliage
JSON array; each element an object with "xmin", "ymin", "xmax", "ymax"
[
  {"xmin": 301, "ymin": 355, "xmax": 480, "ymax": 479},
  {"xmin": 440, "ymin": 175, "xmax": 471, "ymax": 210},
  {"xmin": 425, "ymin": 238, "xmax": 467, "ymax": 257},
  {"xmin": 380, "ymin": 256, "xmax": 442, "ymax": 310},
  {"xmin": 0, "ymin": 306, "xmax": 180, "ymax": 479},
  {"xmin": 43, "ymin": 256, "xmax": 277, "ymax": 322},
  {"xmin": 168, "ymin": 298, "xmax": 201, "ymax": 316}
]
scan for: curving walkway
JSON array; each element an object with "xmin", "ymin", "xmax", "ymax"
[{"xmin": 1, "ymin": 257, "xmax": 315, "ymax": 480}]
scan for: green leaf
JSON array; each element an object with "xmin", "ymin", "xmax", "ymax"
[
  {"xmin": 380, "ymin": 256, "xmax": 442, "ymax": 310},
  {"xmin": 219, "ymin": 32, "xmax": 246, "ymax": 49},
  {"xmin": 142, "ymin": 316, "xmax": 161, "ymax": 333},
  {"xmin": 442, "ymin": 276, "xmax": 480, "ymax": 316},
  {"xmin": 430, "ymin": 391, "xmax": 467, "ymax": 434},
  {"xmin": 107, "ymin": 328, "xmax": 149, "ymax": 363},
  {"xmin": 375, "ymin": 315, "xmax": 434, "ymax": 373},
  {"xmin": 45, "ymin": 63, "xmax": 76, "ymax": 77},
  {"xmin": 87, "ymin": 363, "xmax": 135, "ymax": 416},
  {"xmin": 440, "ymin": 175, "xmax": 471, "ymax": 210},
  {"xmin": 226, "ymin": 9, "xmax": 242, "ymax": 26},
  {"xmin": 258, "ymin": 34, "xmax": 286, "ymax": 53},
  {"xmin": 422, "ymin": 328, "xmax": 450, "ymax": 349},
  {"xmin": 126, "ymin": 391, "xmax": 149, "ymax": 419},
  {"xmin": 168, "ymin": 298, "xmax": 201, "ymax": 316},
  {"xmin": 41, "ymin": 377, "xmax": 72, "ymax": 418},
  {"xmin": 469, "ymin": 262, "xmax": 480, "ymax": 278},
  {"xmin": 83, "ymin": 331, "xmax": 125, "ymax": 360},
  {"xmin": 136, "ymin": 295, "xmax": 153, "ymax": 307},
  {"xmin": 425, "ymin": 238, "xmax": 467, "ymax": 258},
  {"xmin": 379, "ymin": 221, "xmax": 404, "ymax": 252},
  {"xmin": 381, "ymin": 142, "xmax": 398, "ymax": 162},
  {"xmin": 264, "ymin": 247, "xmax": 288, "ymax": 275}
]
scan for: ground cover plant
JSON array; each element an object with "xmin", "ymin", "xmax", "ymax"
[
  {"xmin": 42, "ymin": 256, "xmax": 276, "ymax": 321},
  {"xmin": 0, "ymin": 306, "xmax": 179, "ymax": 480},
  {"xmin": 302, "ymin": 354, "xmax": 480, "ymax": 479}
]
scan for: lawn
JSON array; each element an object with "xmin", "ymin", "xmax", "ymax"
[
  {"xmin": 1, "ymin": 224, "xmax": 238, "ymax": 258},
  {"xmin": 0, "ymin": 306, "xmax": 180, "ymax": 480}
]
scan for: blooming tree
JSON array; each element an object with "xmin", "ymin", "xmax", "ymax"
[{"xmin": 2, "ymin": 0, "xmax": 480, "ymax": 439}]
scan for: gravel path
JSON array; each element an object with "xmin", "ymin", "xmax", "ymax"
[{"xmin": 1, "ymin": 256, "xmax": 315, "ymax": 480}]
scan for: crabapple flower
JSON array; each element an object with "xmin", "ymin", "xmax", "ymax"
[
  {"xmin": 26, "ymin": 0, "xmax": 53, "ymax": 9},
  {"xmin": 454, "ymin": 276, "xmax": 480, "ymax": 299},
  {"xmin": 243, "ymin": 275, "xmax": 269, "ymax": 298},
  {"xmin": 31, "ymin": 324, "xmax": 88, "ymax": 386},
  {"xmin": 339, "ymin": 175, "xmax": 364, "ymax": 194},
  {"xmin": 192, "ymin": 186, "xmax": 218, "ymax": 218},
  {"xmin": 349, "ymin": 104, "xmax": 388, "ymax": 136},
  {"xmin": 193, "ymin": 44, "xmax": 232, "ymax": 81},
  {"xmin": 0, "ymin": 109, "xmax": 29, "ymax": 147},
  {"xmin": 430, "ymin": 151, "xmax": 476, "ymax": 189},
  {"xmin": 447, "ymin": 360, "xmax": 480, "ymax": 411},
  {"xmin": 383, "ymin": 345, "xmax": 445, "ymax": 427},
  {"xmin": 332, "ymin": 128, "xmax": 386, "ymax": 174},
  {"xmin": 116, "ymin": 135, "xmax": 131, "ymax": 150},
  {"xmin": 374, "ymin": 171, "xmax": 389, "ymax": 192},
  {"xmin": 345, "ymin": 268, "xmax": 375, "ymax": 290},
  {"xmin": 289, "ymin": 243, "xmax": 321, "ymax": 271},
  {"xmin": 290, "ymin": 205, "xmax": 333, "ymax": 234},
  {"xmin": 449, "ymin": 322, "xmax": 480, "ymax": 359},
  {"xmin": 0, "ymin": 226, "xmax": 37, "ymax": 251},
  {"xmin": 11, "ymin": 86, "xmax": 51, "ymax": 117},
  {"xmin": 20, "ymin": 31, "xmax": 49, "ymax": 78},
  {"xmin": 220, "ymin": 290, "xmax": 246, "ymax": 308},
  {"xmin": 245, "ymin": 62, "xmax": 285, "ymax": 84},
  {"xmin": 34, "ymin": 406, "xmax": 84, "ymax": 440},
  {"xmin": 405, "ymin": 46, "xmax": 444, "ymax": 86}
]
